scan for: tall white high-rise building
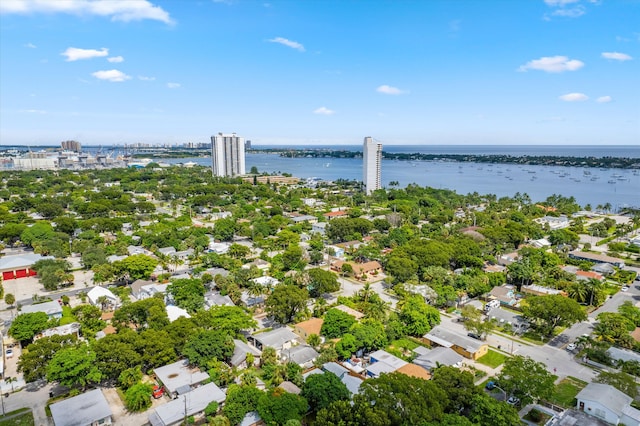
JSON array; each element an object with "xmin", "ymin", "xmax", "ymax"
[
  {"xmin": 363, "ymin": 136, "xmax": 382, "ymax": 194},
  {"xmin": 211, "ymin": 132, "xmax": 246, "ymax": 177}
]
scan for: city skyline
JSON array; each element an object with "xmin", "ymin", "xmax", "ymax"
[{"xmin": 1, "ymin": 0, "xmax": 639, "ymax": 146}]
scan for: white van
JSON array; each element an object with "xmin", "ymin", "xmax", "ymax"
[{"xmin": 484, "ymin": 299, "xmax": 500, "ymax": 312}]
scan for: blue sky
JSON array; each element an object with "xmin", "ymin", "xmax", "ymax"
[{"xmin": 1, "ymin": 0, "xmax": 639, "ymax": 146}]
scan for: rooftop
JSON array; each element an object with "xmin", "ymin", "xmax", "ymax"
[
  {"xmin": 154, "ymin": 360, "xmax": 209, "ymax": 395},
  {"xmin": 50, "ymin": 389, "xmax": 112, "ymax": 426}
]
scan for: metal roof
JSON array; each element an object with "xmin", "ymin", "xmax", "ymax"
[{"xmin": 50, "ymin": 389, "xmax": 112, "ymax": 426}]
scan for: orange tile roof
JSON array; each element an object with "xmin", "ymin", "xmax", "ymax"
[
  {"xmin": 576, "ymin": 271, "xmax": 604, "ymax": 280},
  {"xmin": 323, "ymin": 210, "xmax": 348, "ymax": 217},
  {"xmin": 396, "ymin": 363, "xmax": 431, "ymax": 380},
  {"xmin": 295, "ymin": 318, "xmax": 324, "ymax": 336}
]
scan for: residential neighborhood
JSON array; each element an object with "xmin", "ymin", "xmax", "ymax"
[{"xmin": 0, "ymin": 165, "xmax": 639, "ymax": 426}]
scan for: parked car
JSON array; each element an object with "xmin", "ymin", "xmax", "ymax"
[
  {"xmin": 566, "ymin": 343, "xmax": 576, "ymax": 351},
  {"xmin": 507, "ymin": 396, "xmax": 520, "ymax": 406},
  {"xmin": 152, "ymin": 385, "xmax": 164, "ymax": 399},
  {"xmin": 5, "ymin": 348, "xmax": 13, "ymax": 358},
  {"xmin": 467, "ymin": 332, "xmax": 482, "ymax": 340},
  {"xmin": 621, "ymin": 286, "xmax": 629, "ymax": 292},
  {"xmin": 485, "ymin": 381, "xmax": 497, "ymax": 390}
]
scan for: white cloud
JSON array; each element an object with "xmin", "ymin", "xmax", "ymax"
[
  {"xmin": 25, "ymin": 42, "xmax": 37, "ymax": 48},
  {"xmin": 167, "ymin": 82, "xmax": 181, "ymax": 89},
  {"xmin": 138, "ymin": 75, "xmax": 155, "ymax": 81},
  {"xmin": 268, "ymin": 37, "xmax": 305, "ymax": 52},
  {"xmin": 544, "ymin": 0, "xmax": 579, "ymax": 5},
  {"xmin": 19, "ymin": 109, "xmax": 47, "ymax": 114},
  {"xmin": 559, "ymin": 92, "xmax": 588, "ymax": 102},
  {"xmin": 551, "ymin": 6, "xmax": 585, "ymax": 17},
  {"xmin": 0, "ymin": 0, "xmax": 173, "ymax": 24},
  {"xmin": 313, "ymin": 107, "xmax": 335, "ymax": 115},
  {"xmin": 91, "ymin": 69, "xmax": 131, "ymax": 82},
  {"xmin": 518, "ymin": 56, "xmax": 584, "ymax": 73},
  {"xmin": 601, "ymin": 52, "xmax": 632, "ymax": 61},
  {"xmin": 596, "ymin": 96, "xmax": 612, "ymax": 103},
  {"xmin": 62, "ymin": 47, "xmax": 108, "ymax": 61},
  {"xmin": 107, "ymin": 56, "xmax": 124, "ymax": 63},
  {"xmin": 376, "ymin": 85, "xmax": 407, "ymax": 95}
]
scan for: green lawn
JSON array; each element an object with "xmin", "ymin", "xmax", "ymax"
[
  {"xmin": 59, "ymin": 306, "xmax": 76, "ymax": 326},
  {"xmin": 477, "ymin": 349, "xmax": 508, "ymax": 368},
  {"xmin": 0, "ymin": 408, "xmax": 35, "ymax": 426},
  {"xmin": 548, "ymin": 376, "xmax": 587, "ymax": 408}
]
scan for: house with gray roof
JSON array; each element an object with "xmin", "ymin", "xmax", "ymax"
[
  {"xmin": 205, "ymin": 292, "xmax": 235, "ymax": 308},
  {"xmin": 231, "ymin": 339, "xmax": 262, "ymax": 369},
  {"xmin": 239, "ymin": 411, "xmax": 263, "ymax": 426},
  {"xmin": 158, "ymin": 247, "xmax": 177, "ymax": 256},
  {"xmin": 248, "ymin": 328, "xmax": 299, "ymax": 356},
  {"xmin": 412, "ymin": 347, "xmax": 463, "ymax": 373},
  {"xmin": 148, "ymin": 382, "xmax": 226, "ymax": 426},
  {"xmin": 341, "ymin": 374, "xmax": 364, "ymax": 396},
  {"xmin": 0, "ymin": 253, "xmax": 53, "ymax": 280},
  {"xmin": 422, "ymin": 326, "xmax": 489, "ymax": 360},
  {"xmin": 606, "ymin": 347, "xmax": 640, "ymax": 365},
  {"xmin": 154, "ymin": 360, "xmax": 210, "ymax": 398},
  {"xmin": 283, "ymin": 345, "xmax": 319, "ymax": 369},
  {"xmin": 20, "ymin": 300, "xmax": 63, "ymax": 319},
  {"xmin": 50, "ymin": 389, "xmax": 112, "ymax": 426},
  {"xmin": 278, "ymin": 381, "xmax": 302, "ymax": 395},
  {"xmin": 576, "ymin": 383, "xmax": 640, "ymax": 426},
  {"xmin": 130, "ymin": 279, "xmax": 154, "ymax": 300},
  {"xmin": 366, "ymin": 350, "xmax": 408, "ymax": 378}
]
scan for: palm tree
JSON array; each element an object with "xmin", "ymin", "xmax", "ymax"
[{"xmin": 567, "ymin": 282, "xmax": 588, "ymax": 304}]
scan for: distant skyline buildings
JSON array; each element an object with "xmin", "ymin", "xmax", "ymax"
[
  {"xmin": 211, "ymin": 132, "xmax": 246, "ymax": 177},
  {"xmin": 363, "ymin": 136, "xmax": 382, "ymax": 194}
]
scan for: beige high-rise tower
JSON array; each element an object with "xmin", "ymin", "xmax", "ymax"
[{"xmin": 363, "ymin": 136, "xmax": 382, "ymax": 194}]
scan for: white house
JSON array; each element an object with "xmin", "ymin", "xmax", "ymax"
[
  {"xmin": 21, "ymin": 300, "xmax": 63, "ymax": 319},
  {"xmin": 87, "ymin": 286, "xmax": 119, "ymax": 309},
  {"xmin": 576, "ymin": 383, "xmax": 640, "ymax": 425},
  {"xmin": 166, "ymin": 305, "xmax": 191, "ymax": 322}
]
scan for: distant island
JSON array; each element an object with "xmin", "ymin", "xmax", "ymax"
[{"xmin": 251, "ymin": 148, "xmax": 640, "ymax": 170}]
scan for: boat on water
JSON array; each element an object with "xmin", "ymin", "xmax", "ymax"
[{"xmin": 608, "ymin": 180, "xmax": 617, "ymax": 184}]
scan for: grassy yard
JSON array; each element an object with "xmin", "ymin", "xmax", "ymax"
[
  {"xmin": 0, "ymin": 408, "xmax": 35, "ymax": 426},
  {"xmin": 547, "ymin": 376, "xmax": 587, "ymax": 408},
  {"xmin": 477, "ymin": 349, "xmax": 508, "ymax": 368}
]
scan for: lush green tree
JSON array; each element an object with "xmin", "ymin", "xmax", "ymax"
[
  {"xmin": 350, "ymin": 319, "xmax": 387, "ymax": 352},
  {"xmin": 17, "ymin": 335, "xmax": 78, "ymax": 382},
  {"xmin": 124, "ymin": 382, "xmax": 153, "ymax": 412},
  {"xmin": 20, "ymin": 222, "xmax": 55, "ymax": 247},
  {"xmin": 182, "ymin": 330, "xmax": 234, "ymax": 369},
  {"xmin": 32, "ymin": 259, "xmax": 72, "ymax": 290},
  {"xmin": 468, "ymin": 393, "xmax": 522, "ymax": 426},
  {"xmin": 71, "ymin": 304, "xmax": 106, "ymax": 336},
  {"xmin": 595, "ymin": 370, "xmax": 638, "ymax": 398},
  {"xmin": 257, "ymin": 388, "xmax": 308, "ymax": 426},
  {"xmin": 321, "ymin": 308, "xmax": 356, "ymax": 338},
  {"xmin": 398, "ymin": 295, "xmax": 441, "ymax": 336},
  {"xmin": 192, "ymin": 305, "xmax": 257, "ymax": 337},
  {"xmin": 521, "ymin": 295, "xmax": 586, "ymax": 337},
  {"xmin": 594, "ymin": 312, "xmax": 635, "ymax": 348},
  {"xmin": 114, "ymin": 254, "xmax": 158, "ymax": 280},
  {"xmin": 223, "ymin": 385, "xmax": 265, "ymax": 425},
  {"xmin": 137, "ymin": 329, "xmax": 178, "ymax": 368},
  {"xmin": 92, "ymin": 332, "xmax": 143, "ymax": 381},
  {"xmin": 118, "ymin": 366, "xmax": 143, "ymax": 390},
  {"xmin": 282, "ymin": 244, "xmax": 306, "ymax": 271},
  {"xmin": 497, "ymin": 355, "xmax": 556, "ymax": 404},
  {"xmin": 548, "ymin": 228, "xmax": 580, "ymax": 248},
  {"xmin": 431, "ymin": 366, "xmax": 480, "ymax": 414},
  {"xmin": 47, "ymin": 345, "xmax": 102, "ymax": 388},
  {"xmin": 81, "ymin": 246, "xmax": 107, "ymax": 269},
  {"xmin": 167, "ymin": 278, "xmax": 206, "ymax": 313},
  {"xmin": 335, "ymin": 333, "xmax": 358, "ymax": 359},
  {"xmin": 307, "ymin": 268, "xmax": 340, "ymax": 297},
  {"xmin": 9, "ymin": 311, "xmax": 50, "ymax": 343},
  {"xmin": 356, "ymin": 372, "xmax": 446, "ymax": 425},
  {"xmin": 213, "ymin": 218, "xmax": 236, "ymax": 241},
  {"xmin": 265, "ymin": 284, "xmax": 309, "ymax": 324},
  {"xmin": 315, "ymin": 400, "xmax": 391, "ymax": 426},
  {"xmin": 228, "ymin": 243, "xmax": 251, "ymax": 259},
  {"xmin": 113, "ymin": 297, "xmax": 168, "ymax": 330},
  {"xmin": 4, "ymin": 293, "xmax": 15, "ymax": 306},
  {"xmin": 385, "ymin": 254, "xmax": 418, "ymax": 283},
  {"xmin": 301, "ymin": 372, "xmax": 351, "ymax": 411},
  {"xmin": 618, "ymin": 301, "xmax": 640, "ymax": 327}
]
